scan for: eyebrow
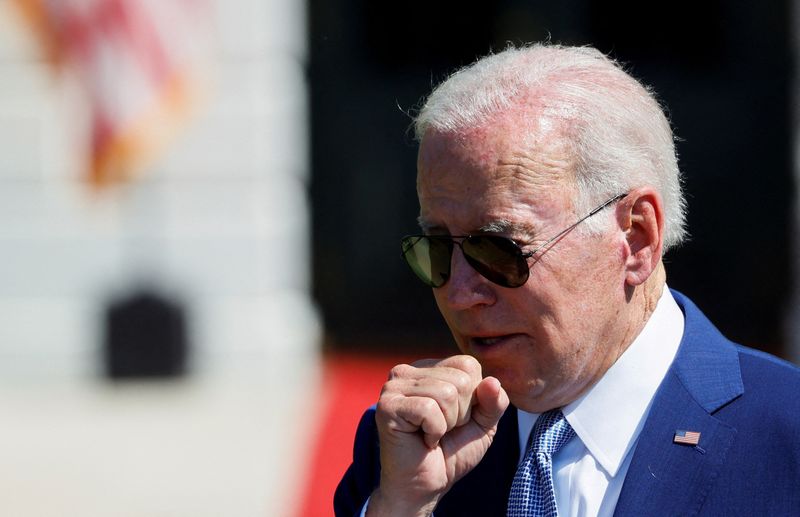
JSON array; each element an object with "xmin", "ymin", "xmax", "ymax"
[
  {"xmin": 417, "ymin": 217, "xmax": 537, "ymax": 239},
  {"xmin": 478, "ymin": 219, "xmax": 519, "ymax": 233},
  {"xmin": 479, "ymin": 220, "xmax": 538, "ymax": 241},
  {"xmin": 417, "ymin": 216, "xmax": 439, "ymax": 233}
]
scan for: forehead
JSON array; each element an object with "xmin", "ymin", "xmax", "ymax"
[{"xmin": 416, "ymin": 116, "xmax": 575, "ymax": 231}]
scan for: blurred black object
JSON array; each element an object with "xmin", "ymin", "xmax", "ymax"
[{"xmin": 103, "ymin": 289, "xmax": 189, "ymax": 379}]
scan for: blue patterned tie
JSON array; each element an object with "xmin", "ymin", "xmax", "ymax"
[{"xmin": 507, "ymin": 409, "xmax": 575, "ymax": 517}]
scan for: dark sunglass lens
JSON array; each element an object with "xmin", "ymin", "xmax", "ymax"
[
  {"xmin": 401, "ymin": 236, "xmax": 452, "ymax": 287},
  {"xmin": 463, "ymin": 236, "xmax": 529, "ymax": 287}
]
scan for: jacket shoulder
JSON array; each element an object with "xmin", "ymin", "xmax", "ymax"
[{"xmin": 730, "ymin": 344, "xmax": 800, "ymax": 420}]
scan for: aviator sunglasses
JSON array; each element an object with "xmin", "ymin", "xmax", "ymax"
[{"xmin": 401, "ymin": 193, "xmax": 627, "ymax": 288}]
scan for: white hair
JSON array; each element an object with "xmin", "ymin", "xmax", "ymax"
[{"xmin": 413, "ymin": 43, "xmax": 687, "ymax": 250}]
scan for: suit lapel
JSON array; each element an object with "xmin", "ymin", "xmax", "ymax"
[
  {"xmin": 614, "ymin": 291, "xmax": 744, "ymax": 516},
  {"xmin": 613, "ymin": 370, "xmax": 738, "ymax": 516}
]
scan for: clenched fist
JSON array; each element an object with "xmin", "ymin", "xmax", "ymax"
[{"xmin": 366, "ymin": 355, "xmax": 509, "ymax": 516}]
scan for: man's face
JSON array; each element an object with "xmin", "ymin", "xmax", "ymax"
[{"xmin": 416, "ymin": 117, "xmax": 630, "ymax": 413}]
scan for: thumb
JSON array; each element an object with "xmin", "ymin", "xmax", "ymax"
[{"xmin": 471, "ymin": 376, "xmax": 509, "ymax": 430}]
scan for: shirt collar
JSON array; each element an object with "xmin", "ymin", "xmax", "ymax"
[{"xmin": 517, "ymin": 286, "xmax": 684, "ymax": 476}]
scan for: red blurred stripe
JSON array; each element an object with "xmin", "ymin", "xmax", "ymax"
[{"xmin": 296, "ymin": 354, "xmax": 408, "ymax": 517}]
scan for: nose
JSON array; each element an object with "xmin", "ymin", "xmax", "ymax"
[{"xmin": 438, "ymin": 245, "xmax": 496, "ymax": 310}]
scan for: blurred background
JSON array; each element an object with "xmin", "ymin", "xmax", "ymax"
[{"xmin": 1, "ymin": 0, "xmax": 798, "ymax": 515}]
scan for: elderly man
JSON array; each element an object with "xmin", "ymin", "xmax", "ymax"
[{"xmin": 334, "ymin": 44, "xmax": 800, "ymax": 516}]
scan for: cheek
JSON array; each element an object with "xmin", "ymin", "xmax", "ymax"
[
  {"xmin": 554, "ymin": 240, "xmax": 624, "ymax": 297},
  {"xmin": 431, "ymin": 290, "xmax": 462, "ymax": 335},
  {"xmin": 432, "ymin": 289, "xmax": 449, "ymax": 317},
  {"xmin": 517, "ymin": 264, "xmax": 608, "ymax": 355}
]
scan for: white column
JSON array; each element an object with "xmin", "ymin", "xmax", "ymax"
[{"xmin": 0, "ymin": 0, "xmax": 320, "ymax": 514}]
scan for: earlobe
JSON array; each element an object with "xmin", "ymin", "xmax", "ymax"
[{"xmin": 619, "ymin": 188, "xmax": 665, "ymax": 286}]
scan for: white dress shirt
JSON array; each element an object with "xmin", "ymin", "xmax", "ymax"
[
  {"xmin": 516, "ymin": 286, "xmax": 684, "ymax": 516},
  {"xmin": 362, "ymin": 287, "xmax": 684, "ymax": 516}
]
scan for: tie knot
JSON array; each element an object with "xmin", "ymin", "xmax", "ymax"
[{"xmin": 529, "ymin": 409, "xmax": 575, "ymax": 457}]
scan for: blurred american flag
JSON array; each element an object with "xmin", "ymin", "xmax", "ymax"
[{"xmin": 13, "ymin": 0, "xmax": 211, "ymax": 187}]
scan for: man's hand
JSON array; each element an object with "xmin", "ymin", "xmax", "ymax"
[{"xmin": 367, "ymin": 355, "xmax": 509, "ymax": 516}]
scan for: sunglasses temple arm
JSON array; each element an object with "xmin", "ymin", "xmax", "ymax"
[
  {"xmin": 529, "ymin": 221, "xmax": 583, "ymax": 257},
  {"xmin": 528, "ymin": 193, "xmax": 626, "ymax": 257},
  {"xmin": 587, "ymin": 193, "xmax": 626, "ymax": 217}
]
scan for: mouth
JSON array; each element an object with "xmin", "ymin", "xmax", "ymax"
[{"xmin": 469, "ymin": 334, "xmax": 523, "ymax": 349}]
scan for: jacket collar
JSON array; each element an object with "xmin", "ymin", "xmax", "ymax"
[{"xmin": 669, "ymin": 290, "xmax": 744, "ymax": 412}]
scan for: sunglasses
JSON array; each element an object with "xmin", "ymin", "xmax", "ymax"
[{"xmin": 401, "ymin": 193, "xmax": 627, "ymax": 288}]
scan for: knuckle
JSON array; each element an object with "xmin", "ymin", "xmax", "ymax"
[
  {"xmin": 442, "ymin": 354, "xmax": 482, "ymax": 378},
  {"xmin": 450, "ymin": 369, "xmax": 473, "ymax": 394},
  {"xmin": 419, "ymin": 396, "xmax": 439, "ymax": 413},
  {"xmin": 458, "ymin": 354, "xmax": 483, "ymax": 375},
  {"xmin": 380, "ymin": 378, "xmax": 401, "ymax": 396},
  {"xmin": 376, "ymin": 390, "xmax": 404, "ymax": 415},
  {"xmin": 440, "ymin": 383, "xmax": 459, "ymax": 404},
  {"xmin": 388, "ymin": 363, "xmax": 413, "ymax": 380},
  {"xmin": 375, "ymin": 394, "xmax": 394, "ymax": 415},
  {"xmin": 374, "ymin": 400, "xmax": 391, "ymax": 426}
]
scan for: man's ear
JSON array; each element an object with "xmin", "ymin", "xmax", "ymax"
[{"xmin": 616, "ymin": 187, "xmax": 665, "ymax": 286}]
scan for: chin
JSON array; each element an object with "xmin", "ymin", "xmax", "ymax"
[
  {"xmin": 489, "ymin": 369, "xmax": 542, "ymax": 407},
  {"xmin": 506, "ymin": 386, "xmax": 560, "ymax": 413}
]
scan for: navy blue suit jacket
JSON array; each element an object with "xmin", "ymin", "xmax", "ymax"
[{"xmin": 335, "ymin": 291, "xmax": 800, "ymax": 515}]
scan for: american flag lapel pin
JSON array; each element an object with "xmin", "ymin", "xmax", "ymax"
[{"xmin": 673, "ymin": 429, "xmax": 701, "ymax": 445}]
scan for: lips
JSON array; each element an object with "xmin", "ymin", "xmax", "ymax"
[
  {"xmin": 470, "ymin": 334, "xmax": 521, "ymax": 348},
  {"xmin": 473, "ymin": 336, "xmax": 504, "ymax": 347}
]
